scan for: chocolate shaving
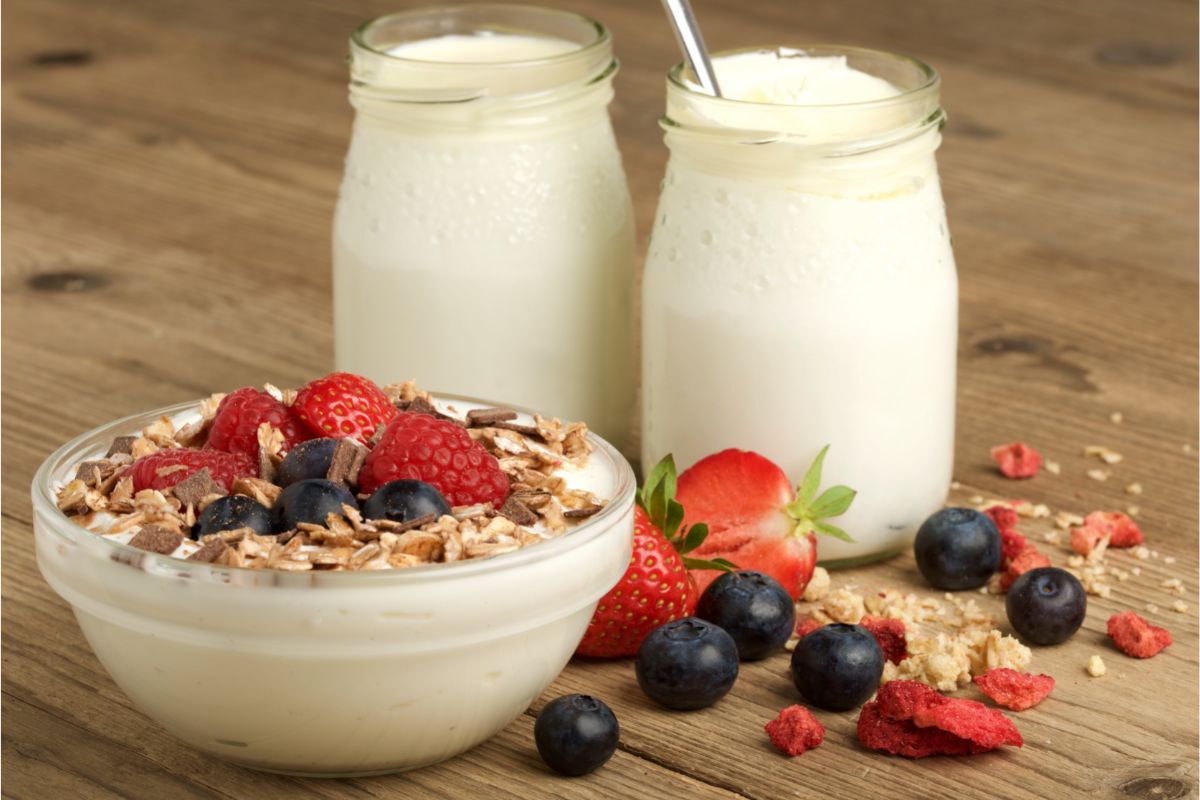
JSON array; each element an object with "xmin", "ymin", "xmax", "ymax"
[
  {"xmin": 405, "ymin": 396, "xmax": 439, "ymax": 417},
  {"xmin": 326, "ymin": 438, "xmax": 368, "ymax": 487},
  {"xmin": 467, "ymin": 408, "xmax": 518, "ymax": 427},
  {"xmin": 106, "ymin": 435, "xmax": 137, "ymax": 457},
  {"xmin": 187, "ymin": 537, "xmax": 228, "ymax": 564},
  {"xmin": 128, "ymin": 524, "xmax": 184, "ymax": 555},
  {"xmin": 493, "ymin": 421, "xmax": 544, "ymax": 439},
  {"xmin": 498, "ymin": 496, "xmax": 539, "ymax": 527},
  {"xmin": 374, "ymin": 513, "xmax": 436, "ymax": 534},
  {"xmin": 74, "ymin": 460, "xmax": 110, "ymax": 486},
  {"xmin": 393, "ymin": 399, "xmax": 411, "ymax": 411},
  {"xmin": 171, "ymin": 467, "xmax": 223, "ymax": 509},
  {"xmin": 564, "ymin": 505, "xmax": 603, "ymax": 520}
]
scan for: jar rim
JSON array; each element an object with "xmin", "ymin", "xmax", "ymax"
[
  {"xmin": 351, "ymin": 4, "xmax": 610, "ymax": 70},
  {"xmin": 667, "ymin": 44, "xmax": 939, "ymax": 111}
]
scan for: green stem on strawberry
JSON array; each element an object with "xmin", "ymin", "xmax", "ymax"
[
  {"xmin": 783, "ymin": 445, "xmax": 857, "ymax": 543},
  {"xmin": 639, "ymin": 454, "xmax": 737, "ymax": 573}
]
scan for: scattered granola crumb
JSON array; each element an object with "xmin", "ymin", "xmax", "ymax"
[
  {"xmin": 802, "ymin": 566, "xmax": 831, "ymax": 602},
  {"xmin": 819, "ymin": 588, "xmax": 866, "ymax": 624},
  {"xmin": 1086, "ymin": 468, "xmax": 1111, "ymax": 482},
  {"xmin": 1131, "ymin": 566, "xmax": 1142, "ymax": 576},
  {"xmin": 1184, "ymin": 443, "xmax": 1193, "ymax": 454},
  {"xmin": 1083, "ymin": 445, "xmax": 1123, "ymax": 465},
  {"xmin": 1044, "ymin": 460, "xmax": 1061, "ymax": 475},
  {"xmin": 949, "ymin": 481, "xmax": 962, "ymax": 491},
  {"xmin": 1164, "ymin": 556, "xmax": 1176, "ymax": 564},
  {"xmin": 1172, "ymin": 601, "xmax": 1188, "ymax": 613},
  {"xmin": 1126, "ymin": 504, "xmax": 1140, "ymax": 517},
  {"xmin": 1109, "ymin": 412, "xmax": 1123, "ymax": 425},
  {"xmin": 1042, "ymin": 530, "xmax": 1062, "ymax": 545},
  {"xmin": 1161, "ymin": 578, "xmax": 1183, "ymax": 594},
  {"xmin": 1133, "ymin": 546, "xmax": 1150, "ymax": 560},
  {"xmin": 1086, "ymin": 655, "xmax": 1106, "ymax": 677},
  {"xmin": 1124, "ymin": 482, "xmax": 1143, "ymax": 496},
  {"xmin": 1145, "ymin": 603, "xmax": 1159, "ymax": 614}
]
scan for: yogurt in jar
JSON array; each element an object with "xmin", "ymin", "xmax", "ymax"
[
  {"xmin": 333, "ymin": 9, "xmax": 636, "ymax": 456},
  {"xmin": 642, "ymin": 47, "xmax": 957, "ymax": 564}
]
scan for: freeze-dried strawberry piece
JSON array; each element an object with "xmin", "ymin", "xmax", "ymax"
[
  {"xmin": 999, "ymin": 528, "xmax": 1030, "ymax": 569},
  {"xmin": 860, "ymin": 615, "xmax": 907, "ymax": 665},
  {"xmin": 1070, "ymin": 525, "xmax": 1107, "ymax": 557},
  {"xmin": 999, "ymin": 547, "xmax": 1053, "ymax": 592},
  {"xmin": 990, "ymin": 443, "xmax": 1042, "ymax": 479},
  {"xmin": 1107, "ymin": 612, "xmax": 1171, "ymax": 659},
  {"xmin": 974, "ymin": 668, "xmax": 1055, "ymax": 711},
  {"xmin": 794, "ymin": 616, "xmax": 823, "ymax": 639},
  {"xmin": 876, "ymin": 680, "xmax": 1023, "ymax": 751},
  {"xmin": 984, "ymin": 504, "xmax": 1020, "ymax": 535},
  {"xmin": 857, "ymin": 702, "xmax": 979, "ymax": 758},
  {"xmin": 1082, "ymin": 511, "xmax": 1143, "ymax": 549},
  {"xmin": 765, "ymin": 705, "xmax": 825, "ymax": 756}
]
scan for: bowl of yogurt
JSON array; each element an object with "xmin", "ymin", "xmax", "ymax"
[{"xmin": 31, "ymin": 390, "xmax": 635, "ymax": 776}]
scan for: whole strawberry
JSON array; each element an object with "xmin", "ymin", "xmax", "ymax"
[
  {"xmin": 292, "ymin": 372, "xmax": 397, "ymax": 443},
  {"xmin": 675, "ymin": 446, "xmax": 856, "ymax": 600},
  {"xmin": 358, "ymin": 412, "xmax": 509, "ymax": 507},
  {"xmin": 576, "ymin": 456, "xmax": 732, "ymax": 659},
  {"xmin": 125, "ymin": 449, "xmax": 257, "ymax": 493},
  {"xmin": 207, "ymin": 387, "xmax": 310, "ymax": 458}
]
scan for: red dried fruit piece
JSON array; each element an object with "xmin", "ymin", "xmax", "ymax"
[
  {"xmin": 857, "ymin": 702, "xmax": 980, "ymax": 758},
  {"xmin": 794, "ymin": 616, "xmax": 823, "ymax": 639},
  {"xmin": 974, "ymin": 668, "xmax": 1055, "ymax": 711},
  {"xmin": 765, "ymin": 705, "xmax": 825, "ymax": 757},
  {"xmin": 860, "ymin": 615, "xmax": 908, "ymax": 665},
  {"xmin": 999, "ymin": 528, "xmax": 1029, "ymax": 570},
  {"xmin": 990, "ymin": 442, "xmax": 1042, "ymax": 479},
  {"xmin": 999, "ymin": 547, "xmax": 1053, "ymax": 592},
  {"xmin": 876, "ymin": 680, "xmax": 1022, "ymax": 751},
  {"xmin": 124, "ymin": 449, "xmax": 257, "ymax": 493},
  {"xmin": 1069, "ymin": 525, "xmax": 1106, "ymax": 557},
  {"xmin": 984, "ymin": 504, "xmax": 1020, "ymax": 535},
  {"xmin": 1081, "ymin": 511, "xmax": 1143, "ymax": 549},
  {"xmin": 1107, "ymin": 611, "xmax": 1172, "ymax": 659}
]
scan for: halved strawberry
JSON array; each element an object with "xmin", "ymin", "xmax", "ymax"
[
  {"xmin": 676, "ymin": 446, "xmax": 856, "ymax": 600},
  {"xmin": 292, "ymin": 372, "xmax": 397, "ymax": 443},
  {"xmin": 575, "ymin": 456, "xmax": 729, "ymax": 659}
]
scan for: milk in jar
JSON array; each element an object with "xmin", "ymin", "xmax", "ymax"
[
  {"xmin": 334, "ymin": 7, "xmax": 636, "ymax": 454},
  {"xmin": 642, "ymin": 47, "xmax": 958, "ymax": 564}
]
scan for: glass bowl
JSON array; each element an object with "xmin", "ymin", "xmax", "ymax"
[{"xmin": 32, "ymin": 396, "xmax": 635, "ymax": 776}]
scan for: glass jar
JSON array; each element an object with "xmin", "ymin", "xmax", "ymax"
[
  {"xmin": 333, "ymin": 5, "xmax": 636, "ymax": 455},
  {"xmin": 642, "ymin": 46, "xmax": 957, "ymax": 565}
]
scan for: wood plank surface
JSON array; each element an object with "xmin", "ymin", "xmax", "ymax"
[{"xmin": 2, "ymin": 0, "xmax": 1197, "ymax": 798}]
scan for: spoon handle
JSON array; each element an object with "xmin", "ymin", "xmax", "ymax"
[{"xmin": 660, "ymin": 0, "xmax": 722, "ymax": 97}]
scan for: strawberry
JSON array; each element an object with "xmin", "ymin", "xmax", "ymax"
[
  {"xmin": 575, "ymin": 456, "xmax": 730, "ymax": 659},
  {"xmin": 124, "ymin": 448, "xmax": 257, "ymax": 493},
  {"xmin": 675, "ymin": 446, "xmax": 856, "ymax": 600},
  {"xmin": 206, "ymin": 387, "xmax": 310, "ymax": 459},
  {"xmin": 292, "ymin": 372, "xmax": 397, "ymax": 443}
]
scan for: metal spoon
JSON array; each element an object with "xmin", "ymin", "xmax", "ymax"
[{"xmin": 660, "ymin": 0, "xmax": 722, "ymax": 97}]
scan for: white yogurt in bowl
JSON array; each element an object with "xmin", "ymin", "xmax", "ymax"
[{"xmin": 33, "ymin": 396, "xmax": 634, "ymax": 776}]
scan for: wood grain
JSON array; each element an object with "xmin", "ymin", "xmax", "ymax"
[{"xmin": 2, "ymin": 0, "xmax": 1196, "ymax": 798}]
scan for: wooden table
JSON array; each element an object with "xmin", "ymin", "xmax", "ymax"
[{"xmin": 3, "ymin": 0, "xmax": 1197, "ymax": 797}]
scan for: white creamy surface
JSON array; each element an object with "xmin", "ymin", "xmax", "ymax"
[
  {"xmin": 643, "ymin": 51, "xmax": 956, "ymax": 562},
  {"xmin": 386, "ymin": 33, "xmax": 578, "ymax": 62},
  {"xmin": 334, "ymin": 32, "xmax": 637, "ymax": 454},
  {"xmin": 706, "ymin": 50, "xmax": 902, "ymax": 105}
]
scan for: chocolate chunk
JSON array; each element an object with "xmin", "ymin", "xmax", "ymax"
[
  {"xmin": 368, "ymin": 513, "xmax": 436, "ymax": 535},
  {"xmin": 498, "ymin": 496, "xmax": 539, "ymax": 526},
  {"xmin": 467, "ymin": 408, "xmax": 518, "ymax": 427},
  {"xmin": 326, "ymin": 438, "xmax": 368, "ymax": 487},
  {"xmin": 493, "ymin": 421, "xmax": 544, "ymax": 439},
  {"xmin": 405, "ymin": 396, "xmax": 439, "ymax": 417},
  {"xmin": 74, "ymin": 460, "xmax": 110, "ymax": 486},
  {"xmin": 564, "ymin": 505, "xmax": 603, "ymax": 520},
  {"xmin": 171, "ymin": 467, "xmax": 223, "ymax": 508},
  {"xmin": 186, "ymin": 537, "xmax": 228, "ymax": 564},
  {"xmin": 106, "ymin": 435, "xmax": 137, "ymax": 457},
  {"xmin": 128, "ymin": 524, "xmax": 183, "ymax": 555}
]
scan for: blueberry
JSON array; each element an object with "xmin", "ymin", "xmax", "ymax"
[
  {"xmin": 790, "ymin": 623, "xmax": 883, "ymax": 711},
  {"xmin": 193, "ymin": 495, "xmax": 271, "ymax": 539},
  {"xmin": 534, "ymin": 694, "xmax": 619, "ymax": 776},
  {"xmin": 270, "ymin": 478, "xmax": 357, "ymax": 532},
  {"xmin": 276, "ymin": 438, "xmax": 341, "ymax": 488},
  {"xmin": 362, "ymin": 479, "xmax": 450, "ymax": 523},
  {"xmin": 695, "ymin": 570, "xmax": 795, "ymax": 661},
  {"xmin": 635, "ymin": 617, "xmax": 738, "ymax": 710},
  {"xmin": 1006, "ymin": 567, "xmax": 1087, "ymax": 645},
  {"xmin": 913, "ymin": 507, "xmax": 1002, "ymax": 590}
]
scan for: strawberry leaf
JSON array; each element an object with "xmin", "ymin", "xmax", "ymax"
[
  {"xmin": 681, "ymin": 555, "xmax": 737, "ymax": 573},
  {"xmin": 815, "ymin": 521, "xmax": 855, "ymax": 543},
  {"xmin": 641, "ymin": 454, "xmax": 677, "ymax": 527},
  {"xmin": 663, "ymin": 498, "xmax": 685, "ymax": 540},
  {"xmin": 808, "ymin": 485, "xmax": 857, "ymax": 519},
  {"xmin": 797, "ymin": 445, "xmax": 830, "ymax": 505},
  {"xmin": 679, "ymin": 522, "xmax": 709, "ymax": 554}
]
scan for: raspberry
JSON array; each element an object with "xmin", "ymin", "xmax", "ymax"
[
  {"xmin": 124, "ymin": 449, "xmax": 256, "ymax": 493},
  {"xmin": 764, "ymin": 705, "xmax": 825, "ymax": 756},
  {"xmin": 857, "ymin": 702, "xmax": 979, "ymax": 758},
  {"xmin": 859, "ymin": 615, "xmax": 908, "ymax": 665},
  {"xmin": 983, "ymin": 504, "xmax": 1020, "ymax": 535},
  {"xmin": 990, "ymin": 442, "xmax": 1042, "ymax": 479},
  {"xmin": 974, "ymin": 668, "xmax": 1055, "ymax": 711},
  {"xmin": 875, "ymin": 680, "xmax": 1023, "ymax": 751},
  {"xmin": 1107, "ymin": 611, "xmax": 1171, "ymax": 659},
  {"xmin": 999, "ymin": 546, "xmax": 1053, "ymax": 592},
  {"xmin": 293, "ymin": 372, "xmax": 397, "ymax": 443},
  {"xmin": 207, "ymin": 387, "xmax": 310, "ymax": 459},
  {"xmin": 359, "ymin": 412, "xmax": 509, "ymax": 506}
]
